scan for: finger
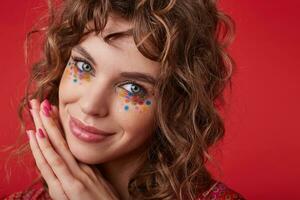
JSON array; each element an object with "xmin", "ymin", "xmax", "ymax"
[
  {"xmin": 78, "ymin": 163, "xmax": 99, "ymax": 183},
  {"xmin": 30, "ymin": 99, "xmax": 119, "ymax": 199},
  {"xmin": 38, "ymin": 99, "xmax": 90, "ymax": 182},
  {"xmin": 29, "ymin": 99, "xmax": 44, "ymax": 132},
  {"xmin": 27, "ymin": 130, "xmax": 68, "ymax": 200},
  {"xmin": 35, "ymin": 128, "xmax": 84, "ymax": 199},
  {"xmin": 89, "ymin": 167, "xmax": 120, "ymax": 198},
  {"xmin": 51, "ymin": 104, "xmax": 63, "ymax": 132},
  {"xmin": 51, "ymin": 104, "xmax": 59, "ymax": 119}
]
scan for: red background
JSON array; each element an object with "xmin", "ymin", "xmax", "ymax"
[{"xmin": 1, "ymin": 1, "xmax": 300, "ymax": 199}]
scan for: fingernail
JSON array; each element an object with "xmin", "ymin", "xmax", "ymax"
[
  {"xmin": 37, "ymin": 128, "xmax": 45, "ymax": 138},
  {"xmin": 44, "ymin": 99, "xmax": 52, "ymax": 111},
  {"xmin": 42, "ymin": 105, "xmax": 51, "ymax": 117}
]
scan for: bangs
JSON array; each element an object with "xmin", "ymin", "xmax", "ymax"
[
  {"xmin": 62, "ymin": 0, "xmax": 161, "ymax": 61},
  {"xmin": 63, "ymin": 0, "xmax": 137, "ymax": 34}
]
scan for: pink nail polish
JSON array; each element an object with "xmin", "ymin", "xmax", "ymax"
[
  {"xmin": 44, "ymin": 99, "xmax": 52, "ymax": 111},
  {"xmin": 38, "ymin": 128, "xmax": 45, "ymax": 138},
  {"xmin": 42, "ymin": 105, "xmax": 51, "ymax": 117}
]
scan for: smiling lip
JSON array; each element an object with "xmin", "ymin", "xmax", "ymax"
[{"xmin": 69, "ymin": 116, "xmax": 114, "ymax": 143}]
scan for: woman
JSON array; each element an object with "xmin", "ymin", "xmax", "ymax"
[{"xmin": 4, "ymin": 0, "xmax": 245, "ymax": 199}]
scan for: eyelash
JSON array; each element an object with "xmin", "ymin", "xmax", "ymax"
[
  {"xmin": 69, "ymin": 55, "xmax": 149, "ymax": 97},
  {"xmin": 71, "ymin": 56, "xmax": 95, "ymax": 75},
  {"xmin": 119, "ymin": 80, "xmax": 148, "ymax": 97}
]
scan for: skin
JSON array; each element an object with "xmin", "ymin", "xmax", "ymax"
[{"xmin": 27, "ymin": 15, "xmax": 160, "ymax": 200}]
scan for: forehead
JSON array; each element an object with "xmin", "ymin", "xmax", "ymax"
[
  {"xmin": 74, "ymin": 16, "xmax": 160, "ymax": 79},
  {"xmin": 77, "ymin": 36, "xmax": 159, "ymax": 73}
]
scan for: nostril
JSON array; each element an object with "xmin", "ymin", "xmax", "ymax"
[{"xmin": 79, "ymin": 101, "xmax": 109, "ymax": 118}]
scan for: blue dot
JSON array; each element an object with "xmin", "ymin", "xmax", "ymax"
[
  {"xmin": 145, "ymin": 100, "xmax": 151, "ymax": 105},
  {"xmin": 124, "ymin": 105, "xmax": 129, "ymax": 111}
]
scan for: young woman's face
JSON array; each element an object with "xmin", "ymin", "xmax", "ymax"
[{"xmin": 58, "ymin": 15, "xmax": 160, "ymax": 165}]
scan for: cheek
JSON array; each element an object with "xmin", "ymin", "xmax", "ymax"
[
  {"xmin": 59, "ymin": 63, "xmax": 90, "ymax": 101},
  {"xmin": 59, "ymin": 69, "xmax": 77, "ymax": 102},
  {"xmin": 115, "ymin": 87, "xmax": 153, "ymax": 113},
  {"xmin": 117, "ymin": 107, "xmax": 155, "ymax": 146},
  {"xmin": 114, "ymin": 89, "xmax": 156, "ymax": 139}
]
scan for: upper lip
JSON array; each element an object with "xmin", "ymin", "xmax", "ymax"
[{"xmin": 70, "ymin": 116, "xmax": 114, "ymax": 136}]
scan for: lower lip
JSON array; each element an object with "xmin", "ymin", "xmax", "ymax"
[{"xmin": 69, "ymin": 118, "xmax": 111, "ymax": 143}]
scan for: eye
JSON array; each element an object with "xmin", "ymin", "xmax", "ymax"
[
  {"xmin": 71, "ymin": 56, "xmax": 94, "ymax": 74},
  {"xmin": 77, "ymin": 61, "xmax": 92, "ymax": 72},
  {"xmin": 120, "ymin": 82, "xmax": 147, "ymax": 97}
]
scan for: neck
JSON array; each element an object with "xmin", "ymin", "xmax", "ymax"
[{"xmin": 98, "ymin": 152, "xmax": 147, "ymax": 200}]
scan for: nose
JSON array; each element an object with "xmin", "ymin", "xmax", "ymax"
[{"xmin": 79, "ymin": 79, "xmax": 110, "ymax": 118}]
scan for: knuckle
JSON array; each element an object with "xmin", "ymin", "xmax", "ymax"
[
  {"xmin": 59, "ymin": 141, "xmax": 69, "ymax": 150},
  {"xmin": 50, "ymin": 157, "xmax": 65, "ymax": 167},
  {"xmin": 43, "ymin": 143, "xmax": 53, "ymax": 152}
]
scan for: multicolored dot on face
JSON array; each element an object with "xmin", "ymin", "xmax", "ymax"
[
  {"xmin": 124, "ymin": 105, "xmax": 129, "ymax": 111},
  {"xmin": 66, "ymin": 60, "xmax": 91, "ymax": 84},
  {"xmin": 116, "ymin": 87, "xmax": 152, "ymax": 113}
]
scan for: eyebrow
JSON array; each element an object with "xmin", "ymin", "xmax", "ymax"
[
  {"xmin": 120, "ymin": 72, "xmax": 157, "ymax": 86},
  {"xmin": 73, "ymin": 45, "xmax": 96, "ymax": 65},
  {"xmin": 103, "ymin": 28, "xmax": 133, "ymax": 42}
]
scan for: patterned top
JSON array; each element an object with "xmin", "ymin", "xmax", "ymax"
[
  {"xmin": 197, "ymin": 181, "xmax": 245, "ymax": 200},
  {"xmin": 3, "ymin": 181, "xmax": 245, "ymax": 200}
]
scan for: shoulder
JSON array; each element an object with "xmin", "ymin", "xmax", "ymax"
[
  {"xmin": 3, "ymin": 187, "xmax": 51, "ymax": 200},
  {"xmin": 197, "ymin": 181, "xmax": 246, "ymax": 200}
]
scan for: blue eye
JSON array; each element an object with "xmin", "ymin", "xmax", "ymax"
[
  {"xmin": 71, "ymin": 56, "xmax": 94, "ymax": 74},
  {"xmin": 120, "ymin": 82, "xmax": 147, "ymax": 96},
  {"xmin": 76, "ymin": 61, "xmax": 92, "ymax": 72}
]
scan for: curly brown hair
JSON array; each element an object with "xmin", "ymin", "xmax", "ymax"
[{"xmin": 4, "ymin": 0, "xmax": 235, "ymax": 199}]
